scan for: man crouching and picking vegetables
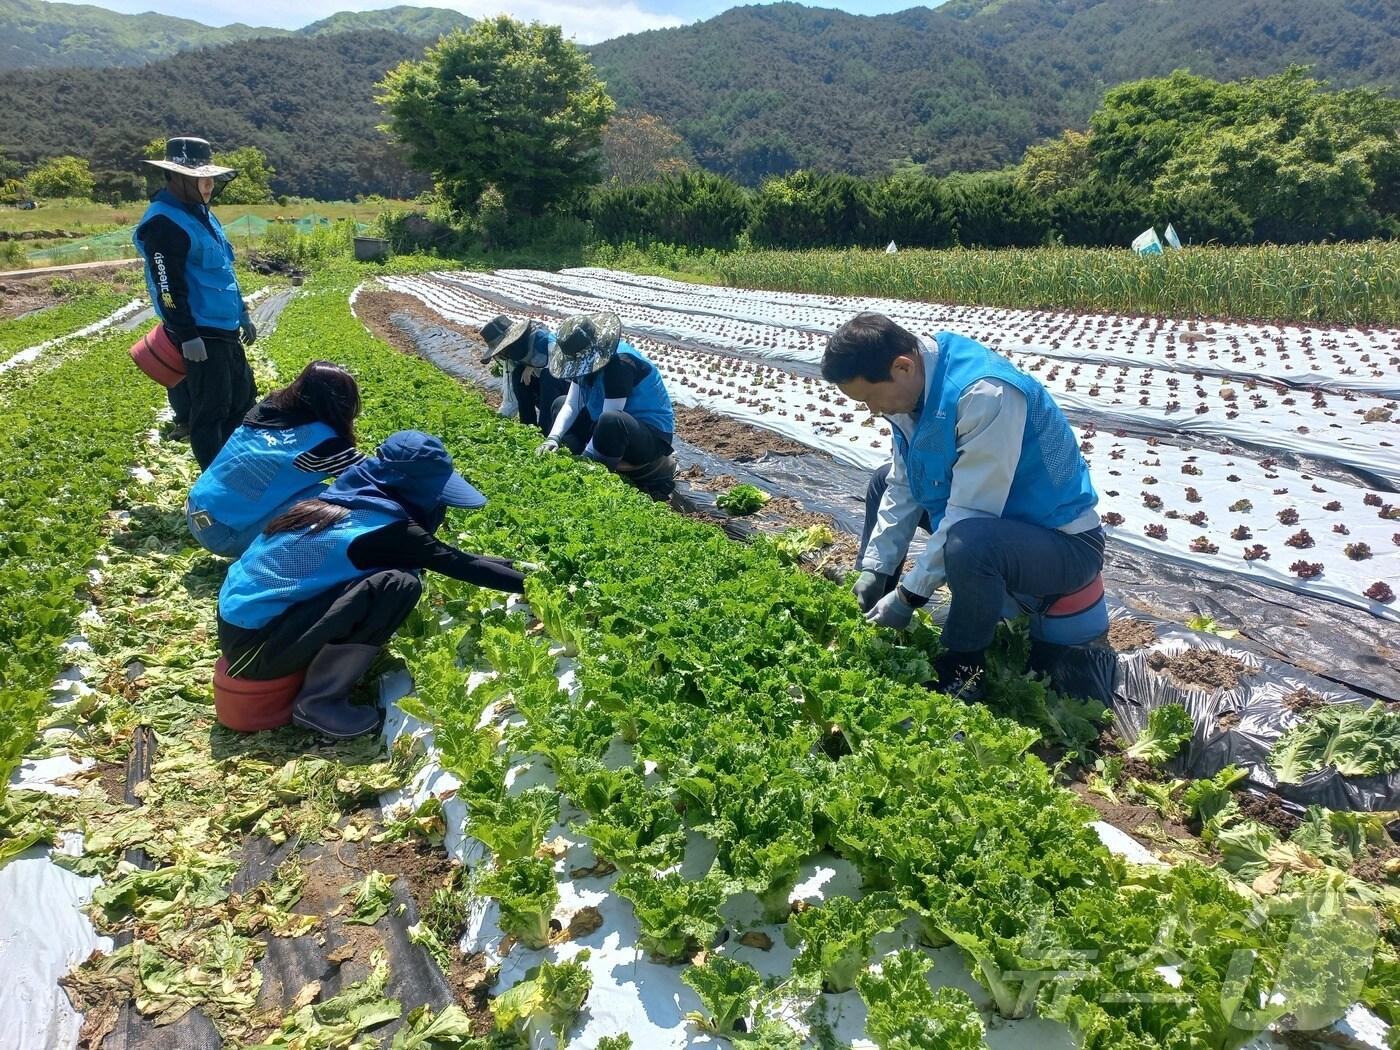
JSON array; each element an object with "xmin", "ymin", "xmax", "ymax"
[
  {"xmin": 216, "ymin": 431, "xmax": 525, "ymax": 738},
  {"xmin": 824, "ymin": 313, "xmax": 1112, "ymax": 701}
]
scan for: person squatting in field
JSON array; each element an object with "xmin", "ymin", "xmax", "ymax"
[
  {"xmin": 133, "ymin": 136, "xmax": 257, "ymax": 468},
  {"xmin": 185, "ymin": 361, "xmax": 365, "ymax": 557},
  {"xmin": 216, "ymin": 431, "xmax": 526, "ymax": 739},
  {"xmin": 825, "ymin": 313, "xmax": 1111, "ymax": 699},
  {"xmin": 480, "ymin": 314, "xmax": 570, "ymax": 435},
  {"xmin": 536, "ymin": 311, "xmax": 679, "ymax": 500}
]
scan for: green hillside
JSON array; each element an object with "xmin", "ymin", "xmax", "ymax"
[
  {"xmin": 300, "ymin": 5, "xmax": 471, "ymax": 37},
  {"xmin": 0, "ymin": 0, "xmax": 469, "ymax": 70},
  {"xmin": 589, "ymin": 0, "xmax": 1400, "ymax": 182},
  {"xmin": 0, "ymin": 30, "xmax": 432, "ymax": 199}
]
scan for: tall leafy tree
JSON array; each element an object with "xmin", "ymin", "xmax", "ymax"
[
  {"xmin": 26, "ymin": 155, "xmax": 96, "ymax": 199},
  {"xmin": 601, "ymin": 112, "xmax": 694, "ymax": 185},
  {"xmin": 376, "ymin": 18, "xmax": 613, "ymax": 216}
]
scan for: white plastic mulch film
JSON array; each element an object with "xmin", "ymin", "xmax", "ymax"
[{"xmin": 379, "ymin": 270, "xmax": 1400, "ymax": 623}]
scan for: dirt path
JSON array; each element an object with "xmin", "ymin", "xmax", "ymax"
[{"xmin": 0, "ymin": 258, "xmax": 142, "ymax": 281}]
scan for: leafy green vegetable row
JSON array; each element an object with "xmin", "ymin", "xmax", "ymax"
[
  {"xmin": 0, "ymin": 288, "xmax": 138, "ymax": 360},
  {"xmin": 262, "ymin": 266, "xmax": 1397, "ymax": 1050},
  {"xmin": 0, "ymin": 327, "xmax": 164, "ymax": 792}
]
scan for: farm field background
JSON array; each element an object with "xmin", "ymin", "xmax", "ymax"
[{"xmin": 2, "ymin": 256, "xmax": 1397, "ymax": 1049}]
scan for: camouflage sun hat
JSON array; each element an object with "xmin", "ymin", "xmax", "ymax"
[
  {"xmin": 141, "ymin": 136, "xmax": 237, "ymax": 180},
  {"xmin": 479, "ymin": 315, "xmax": 532, "ymax": 364},
  {"xmin": 549, "ymin": 311, "xmax": 622, "ymax": 380}
]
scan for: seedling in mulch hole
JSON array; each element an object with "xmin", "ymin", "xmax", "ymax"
[
  {"xmin": 1229, "ymin": 499, "xmax": 1253, "ymax": 513},
  {"xmin": 1290, "ymin": 560, "xmax": 1324, "ymax": 579},
  {"xmin": 1101, "ymin": 511, "xmax": 1125, "ymax": 526},
  {"xmin": 716, "ymin": 484, "xmax": 770, "ymax": 516},
  {"xmin": 1344, "ymin": 543, "xmax": 1372, "ymax": 560},
  {"xmin": 1182, "ymin": 464, "xmax": 1202, "ymax": 476},
  {"xmin": 1244, "ymin": 545, "xmax": 1269, "ymax": 561},
  {"xmin": 1143, "ymin": 493, "xmax": 1163, "ymax": 510},
  {"xmin": 1364, "ymin": 493, "xmax": 1383, "ymax": 507},
  {"xmin": 1324, "ymin": 501, "xmax": 1342, "ymax": 512},
  {"xmin": 1333, "ymin": 524, "xmax": 1350, "ymax": 535},
  {"xmin": 1285, "ymin": 529, "xmax": 1315, "ymax": 549},
  {"xmin": 1381, "ymin": 504, "xmax": 1400, "ymax": 520},
  {"xmin": 1186, "ymin": 614, "xmax": 1238, "ymax": 639},
  {"xmin": 1231, "ymin": 525, "xmax": 1252, "ymax": 540},
  {"xmin": 1145, "ymin": 524, "xmax": 1167, "ymax": 540},
  {"xmin": 1188, "ymin": 511, "xmax": 1208, "ymax": 526},
  {"xmin": 1185, "ymin": 487, "xmax": 1202, "ymax": 503},
  {"xmin": 1393, "ymin": 533, "xmax": 1400, "ymax": 546},
  {"xmin": 1189, "ymin": 536, "xmax": 1218, "ymax": 554},
  {"xmin": 1278, "ymin": 508, "xmax": 1300, "ymax": 525},
  {"xmin": 1365, "ymin": 581, "xmax": 1395, "ymax": 603}
]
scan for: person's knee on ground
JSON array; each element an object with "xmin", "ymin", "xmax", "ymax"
[
  {"xmin": 586, "ymin": 410, "xmax": 629, "ymax": 467},
  {"xmin": 934, "ymin": 517, "xmax": 1005, "ymax": 695}
]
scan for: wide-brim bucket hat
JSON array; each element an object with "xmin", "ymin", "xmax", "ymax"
[
  {"xmin": 549, "ymin": 311, "xmax": 621, "ymax": 380},
  {"xmin": 142, "ymin": 136, "xmax": 237, "ymax": 180},
  {"xmin": 479, "ymin": 315, "xmax": 532, "ymax": 364},
  {"xmin": 324, "ymin": 430, "xmax": 486, "ymax": 514}
]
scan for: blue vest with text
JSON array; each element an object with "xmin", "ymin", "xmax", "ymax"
[
  {"xmin": 219, "ymin": 508, "xmax": 399, "ymax": 629},
  {"xmin": 189, "ymin": 421, "xmax": 338, "ymax": 532},
  {"xmin": 133, "ymin": 193, "xmax": 242, "ymax": 331},
  {"xmin": 582, "ymin": 343, "xmax": 674, "ymax": 436},
  {"xmin": 894, "ymin": 332, "xmax": 1097, "ymax": 535}
]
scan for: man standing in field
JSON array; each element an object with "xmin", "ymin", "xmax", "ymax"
[
  {"xmin": 134, "ymin": 137, "xmax": 257, "ymax": 469},
  {"xmin": 823, "ymin": 313, "xmax": 1107, "ymax": 697}
]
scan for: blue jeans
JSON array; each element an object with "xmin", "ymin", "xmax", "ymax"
[
  {"xmin": 859, "ymin": 463, "xmax": 1106, "ymax": 652},
  {"xmin": 186, "ymin": 500, "xmax": 264, "ymax": 558}
]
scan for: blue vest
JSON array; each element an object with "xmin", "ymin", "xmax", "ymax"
[
  {"xmin": 582, "ymin": 343, "xmax": 674, "ymax": 436},
  {"xmin": 189, "ymin": 421, "xmax": 338, "ymax": 532},
  {"xmin": 133, "ymin": 192, "xmax": 243, "ymax": 331},
  {"xmin": 219, "ymin": 508, "xmax": 399, "ymax": 629},
  {"xmin": 894, "ymin": 333, "xmax": 1097, "ymax": 534}
]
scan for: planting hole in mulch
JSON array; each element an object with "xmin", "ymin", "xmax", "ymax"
[
  {"xmin": 1146, "ymin": 648, "xmax": 1255, "ymax": 691},
  {"xmin": 1283, "ymin": 687, "xmax": 1328, "ymax": 714},
  {"xmin": 1108, "ymin": 618, "xmax": 1159, "ymax": 652},
  {"xmin": 1217, "ymin": 710, "xmax": 1242, "ymax": 732}
]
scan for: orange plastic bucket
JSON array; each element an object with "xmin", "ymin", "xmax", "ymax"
[
  {"xmin": 213, "ymin": 657, "xmax": 306, "ymax": 732},
  {"xmin": 129, "ymin": 325, "xmax": 186, "ymax": 388}
]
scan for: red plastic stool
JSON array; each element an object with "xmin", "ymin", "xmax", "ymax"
[
  {"xmin": 213, "ymin": 657, "xmax": 306, "ymax": 732},
  {"xmin": 129, "ymin": 325, "xmax": 186, "ymax": 388}
]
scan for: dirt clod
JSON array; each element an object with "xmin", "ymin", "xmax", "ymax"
[
  {"xmin": 1150, "ymin": 648, "xmax": 1254, "ymax": 691},
  {"xmin": 1283, "ymin": 688, "xmax": 1327, "ymax": 714},
  {"xmin": 1109, "ymin": 618, "xmax": 1159, "ymax": 652},
  {"xmin": 1235, "ymin": 791, "xmax": 1301, "ymax": 835}
]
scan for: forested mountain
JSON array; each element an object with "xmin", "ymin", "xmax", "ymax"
[
  {"xmin": 0, "ymin": 31, "xmax": 432, "ymax": 199},
  {"xmin": 589, "ymin": 0, "xmax": 1400, "ymax": 182},
  {"xmin": 2, "ymin": 0, "xmax": 1396, "ymax": 195},
  {"xmin": 0, "ymin": 0, "xmax": 470, "ymax": 70}
]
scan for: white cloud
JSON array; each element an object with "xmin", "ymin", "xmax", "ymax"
[{"xmin": 55, "ymin": 0, "xmax": 683, "ymax": 41}]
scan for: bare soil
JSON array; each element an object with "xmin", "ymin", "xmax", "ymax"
[
  {"xmin": 1283, "ymin": 687, "xmax": 1328, "ymax": 714},
  {"xmin": 0, "ymin": 278, "xmax": 61, "ymax": 319},
  {"xmin": 1146, "ymin": 648, "xmax": 1254, "ymax": 691},
  {"xmin": 673, "ymin": 405, "xmax": 813, "ymax": 461},
  {"xmin": 1351, "ymin": 845, "xmax": 1400, "ymax": 886},
  {"xmin": 93, "ymin": 761, "xmax": 129, "ymax": 806},
  {"xmin": 361, "ymin": 831, "xmax": 494, "ymax": 1033},
  {"xmin": 1067, "ymin": 781, "xmax": 1206, "ymax": 854},
  {"xmin": 1108, "ymin": 618, "xmax": 1159, "ymax": 652},
  {"xmin": 1235, "ymin": 791, "xmax": 1302, "ymax": 836},
  {"xmin": 1217, "ymin": 710, "xmax": 1242, "ymax": 732}
]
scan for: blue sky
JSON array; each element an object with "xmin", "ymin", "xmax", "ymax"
[{"xmin": 60, "ymin": 0, "xmax": 942, "ymax": 44}]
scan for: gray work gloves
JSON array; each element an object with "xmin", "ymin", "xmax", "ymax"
[
  {"xmin": 865, "ymin": 589, "xmax": 916, "ymax": 630},
  {"xmin": 239, "ymin": 311, "xmax": 257, "ymax": 346},
  {"xmin": 852, "ymin": 570, "xmax": 889, "ymax": 613},
  {"xmin": 535, "ymin": 438, "xmax": 562, "ymax": 457},
  {"xmin": 181, "ymin": 336, "xmax": 208, "ymax": 362}
]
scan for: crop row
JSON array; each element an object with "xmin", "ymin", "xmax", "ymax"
[
  {"xmin": 0, "ymin": 326, "xmax": 165, "ymax": 793},
  {"xmin": 385, "ymin": 274, "xmax": 1400, "ymax": 619},
  {"xmin": 261, "ymin": 267, "xmax": 1397, "ymax": 1048},
  {"xmin": 710, "ymin": 243, "xmax": 1400, "ymax": 327},
  {"xmin": 0, "ymin": 288, "xmax": 142, "ymax": 362}
]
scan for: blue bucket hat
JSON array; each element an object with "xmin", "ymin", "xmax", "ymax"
[{"xmin": 323, "ymin": 430, "xmax": 485, "ymax": 518}]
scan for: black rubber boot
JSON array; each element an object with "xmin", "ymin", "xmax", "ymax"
[
  {"xmin": 933, "ymin": 649, "xmax": 986, "ymax": 701},
  {"xmin": 291, "ymin": 644, "xmax": 382, "ymax": 739},
  {"xmin": 618, "ymin": 454, "xmax": 677, "ymax": 501}
]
